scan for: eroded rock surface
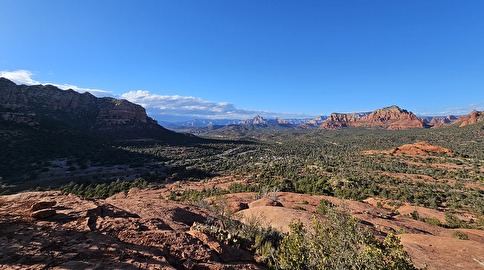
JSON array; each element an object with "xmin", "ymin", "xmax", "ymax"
[{"xmin": 0, "ymin": 191, "xmax": 264, "ymax": 269}]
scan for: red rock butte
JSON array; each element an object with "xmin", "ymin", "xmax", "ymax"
[{"xmin": 320, "ymin": 105, "xmax": 426, "ymax": 130}]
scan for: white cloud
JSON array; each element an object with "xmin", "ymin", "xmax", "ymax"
[
  {"xmin": 0, "ymin": 70, "xmax": 39, "ymax": 85},
  {"xmin": 0, "ymin": 70, "xmax": 111, "ymax": 96},
  {"xmin": 1, "ymin": 69, "xmax": 314, "ymax": 121},
  {"xmin": 121, "ymin": 90, "xmax": 313, "ymax": 120},
  {"xmin": 440, "ymin": 102, "xmax": 484, "ymax": 115},
  {"xmin": 416, "ymin": 102, "xmax": 484, "ymax": 116}
]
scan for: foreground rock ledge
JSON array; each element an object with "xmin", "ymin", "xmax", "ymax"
[{"xmin": 0, "ymin": 191, "xmax": 264, "ymax": 270}]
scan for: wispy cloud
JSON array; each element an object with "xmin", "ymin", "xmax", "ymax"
[
  {"xmin": 0, "ymin": 70, "xmax": 39, "ymax": 85},
  {"xmin": 416, "ymin": 102, "xmax": 484, "ymax": 116},
  {"xmin": 0, "ymin": 70, "xmax": 111, "ymax": 96},
  {"xmin": 439, "ymin": 102, "xmax": 484, "ymax": 115},
  {"xmin": 121, "ymin": 90, "xmax": 313, "ymax": 120}
]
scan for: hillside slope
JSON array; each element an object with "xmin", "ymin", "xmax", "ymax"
[{"xmin": 0, "ymin": 78, "xmax": 201, "ymax": 183}]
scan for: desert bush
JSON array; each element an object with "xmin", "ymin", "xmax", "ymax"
[
  {"xmin": 445, "ymin": 213, "xmax": 465, "ymax": 228},
  {"xmin": 411, "ymin": 209, "xmax": 420, "ymax": 220},
  {"xmin": 423, "ymin": 217, "xmax": 441, "ymax": 226},
  {"xmin": 276, "ymin": 202, "xmax": 417, "ymax": 270},
  {"xmin": 452, "ymin": 230, "xmax": 469, "ymax": 240},
  {"xmin": 60, "ymin": 178, "xmax": 148, "ymax": 199}
]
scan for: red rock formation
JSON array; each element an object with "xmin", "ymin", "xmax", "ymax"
[
  {"xmin": 320, "ymin": 106, "xmax": 425, "ymax": 130},
  {"xmin": 456, "ymin": 110, "xmax": 483, "ymax": 127},
  {"xmin": 390, "ymin": 141, "xmax": 453, "ymax": 156},
  {"xmin": 429, "ymin": 115, "xmax": 457, "ymax": 127},
  {"xmin": 299, "ymin": 116, "xmax": 328, "ymax": 128},
  {"xmin": 320, "ymin": 113, "xmax": 358, "ymax": 129},
  {"xmin": 358, "ymin": 106, "xmax": 425, "ymax": 129},
  {"xmin": 0, "ymin": 191, "xmax": 263, "ymax": 269}
]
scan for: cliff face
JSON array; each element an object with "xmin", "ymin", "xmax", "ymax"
[
  {"xmin": 421, "ymin": 115, "xmax": 458, "ymax": 128},
  {"xmin": 320, "ymin": 106, "xmax": 426, "ymax": 130},
  {"xmin": 320, "ymin": 113, "xmax": 358, "ymax": 129},
  {"xmin": 0, "ymin": 78, "xmax": 189, "ymax": 141},
  {"xmin": 239, "ymin": 115, "xmax": 269, "ymax": 126},
  {"xmin": 358, "ymin": 106, "xmax": 426, "ymax": 130},
  {"xmin": 456, "ymin": 110, "xmax": 483, "ymax": 127}
]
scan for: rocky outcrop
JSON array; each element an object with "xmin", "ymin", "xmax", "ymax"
[
  {"xmin": 275, "ymin": 118, "xmax": 288, "ymax": 124},
  {"xmin": 363, "ymin": 141, "xmax": 453, "ymax": 156},
  {"xmin": 239, "ymin": 115, "xmax": 269, "ymax": 126},
  {"xmin": 455, "ymin": 110, "xmax": 483, "ymax": 127},
  {"xmin": 0, "ymin": 191, "xmax": 264, "ymax": 269},
  {"xmin": 0, "ymin": 78, "xmax": 192, "ymax": 141},
  {"xmin": 320, "ymin": 105, "xmax": 426, "ymax": 130},
  {"xmin": 30, "ymin": 200, "xmax": 57, "ymax": 219},
  {"xmin": 360, "ymin": 105, "xmax": 425, "ymax": 129},
  {"xmin": 0, "ymin": 78, "xmax": 149, "ymax": 127},
  {"xmin": 217, "ymin": 116, "xmax": 294, "ymax": 133},
  {"xmin": 31, "ymin": 209, "xmax": 57, "ymax": 219},
  {"xmin": 320, "ymin": 113, "xmax": 358, "ymax": 129},
  {"xmin": 299, "ymin": 116, "xmax": 328, "ymax": 128},
  {"xmin": 0, "ymin": 112, "xmax": 38, "ymax": 126},
  {"xmin": 390, "ymin": 141, "xmax": 453, "ymax": 156},
  {"xmin": 31, "ymin": 201, "xmax": 56, "ymax": 211},
  {"xmin": 248, "ymin": 198, "xmax": 284, "ymax": 208},
  {"xmin": 421, "ymin": 115, "xmax": 458, "ymax": 127}
]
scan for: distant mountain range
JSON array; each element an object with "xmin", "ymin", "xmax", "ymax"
[
  {"xmin": 169, "ymin": 106, "xmax": 482, "ymax": 132},
  {"xmin": 166, "ymin": 117, "xmax": 315, "ymax": 128}
]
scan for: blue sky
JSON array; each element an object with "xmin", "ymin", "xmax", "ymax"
[{"xmin": 1, "ymin": 1, "xmax": 483, "ymax": 121}]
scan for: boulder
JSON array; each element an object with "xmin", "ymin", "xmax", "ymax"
[
  {"xmin": 229, "ymin": 201, "xmax": 249, "ymax": 213},
  {"xmin": 31, "ymin": 201, "xmax": 56, "ymax": 211},
  {"xmin": 31, "ymin": 209, "xmax": 56, "ymax": 219},
  {"xmin": 248, "ymin": 198, "xmax": 283, "ymax": 208}
]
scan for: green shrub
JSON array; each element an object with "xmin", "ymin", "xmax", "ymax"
[
  {"xmin": 411, "ymin": 209, "xmax": 420, "ymax": 220},
  {"xmin": 424, "ymin": 217, "xmax": 441, "ymax": 226},
  {"xmin": 445, "ymin": 213, "xmax": 464, "ymax": 228},
  {"xmin": 276, "ymin": 203, "xmax": 417, "ymax": 269},
  {"xmin": 316, "ymin": 199, "xmax": 335, "ymax": 215},
  {"xmin": 452, "ymin": 230, "xmax": 469, "ymax": 240}
]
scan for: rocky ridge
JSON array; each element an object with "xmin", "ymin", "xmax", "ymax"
[
  {"xmin": 0, "ymin": 78, "xmax": 191, "ymax": 141},
  {"xmin": 389, "ymin": 141, "xmax": 453, "ymax": 156},
  {"xmin": 216, "ymin": 116, "xmax": 294, "ymax": 132},
  {"xmin": 420, "ymin": 115, "xmax": 458, "ymax": 128},
  {"xmin": 363, "ymin": 141, "xmax": 453, "ymax": 156},
  {"xmin": 298, "ymin": 116, "xmax": 329, "ymax": 128},
  {"xmin": 455, "ymin": 110, "xmax": 483, "ymax": 127},
  {"xmin": 239, "ymin": 115, "xmax": 269, "ymax": 126},
  {"xmin": 321, "ymin": 105, "xmax": 426, "ymax": 130}
]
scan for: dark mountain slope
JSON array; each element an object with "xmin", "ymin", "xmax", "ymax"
[
  {"xmin": 0, "ymin": 78, "xmax": 197, "ymax": 142},
  {"xmin": 0, "ymin": 78, "xmax": 202, "ymax": 183}
]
